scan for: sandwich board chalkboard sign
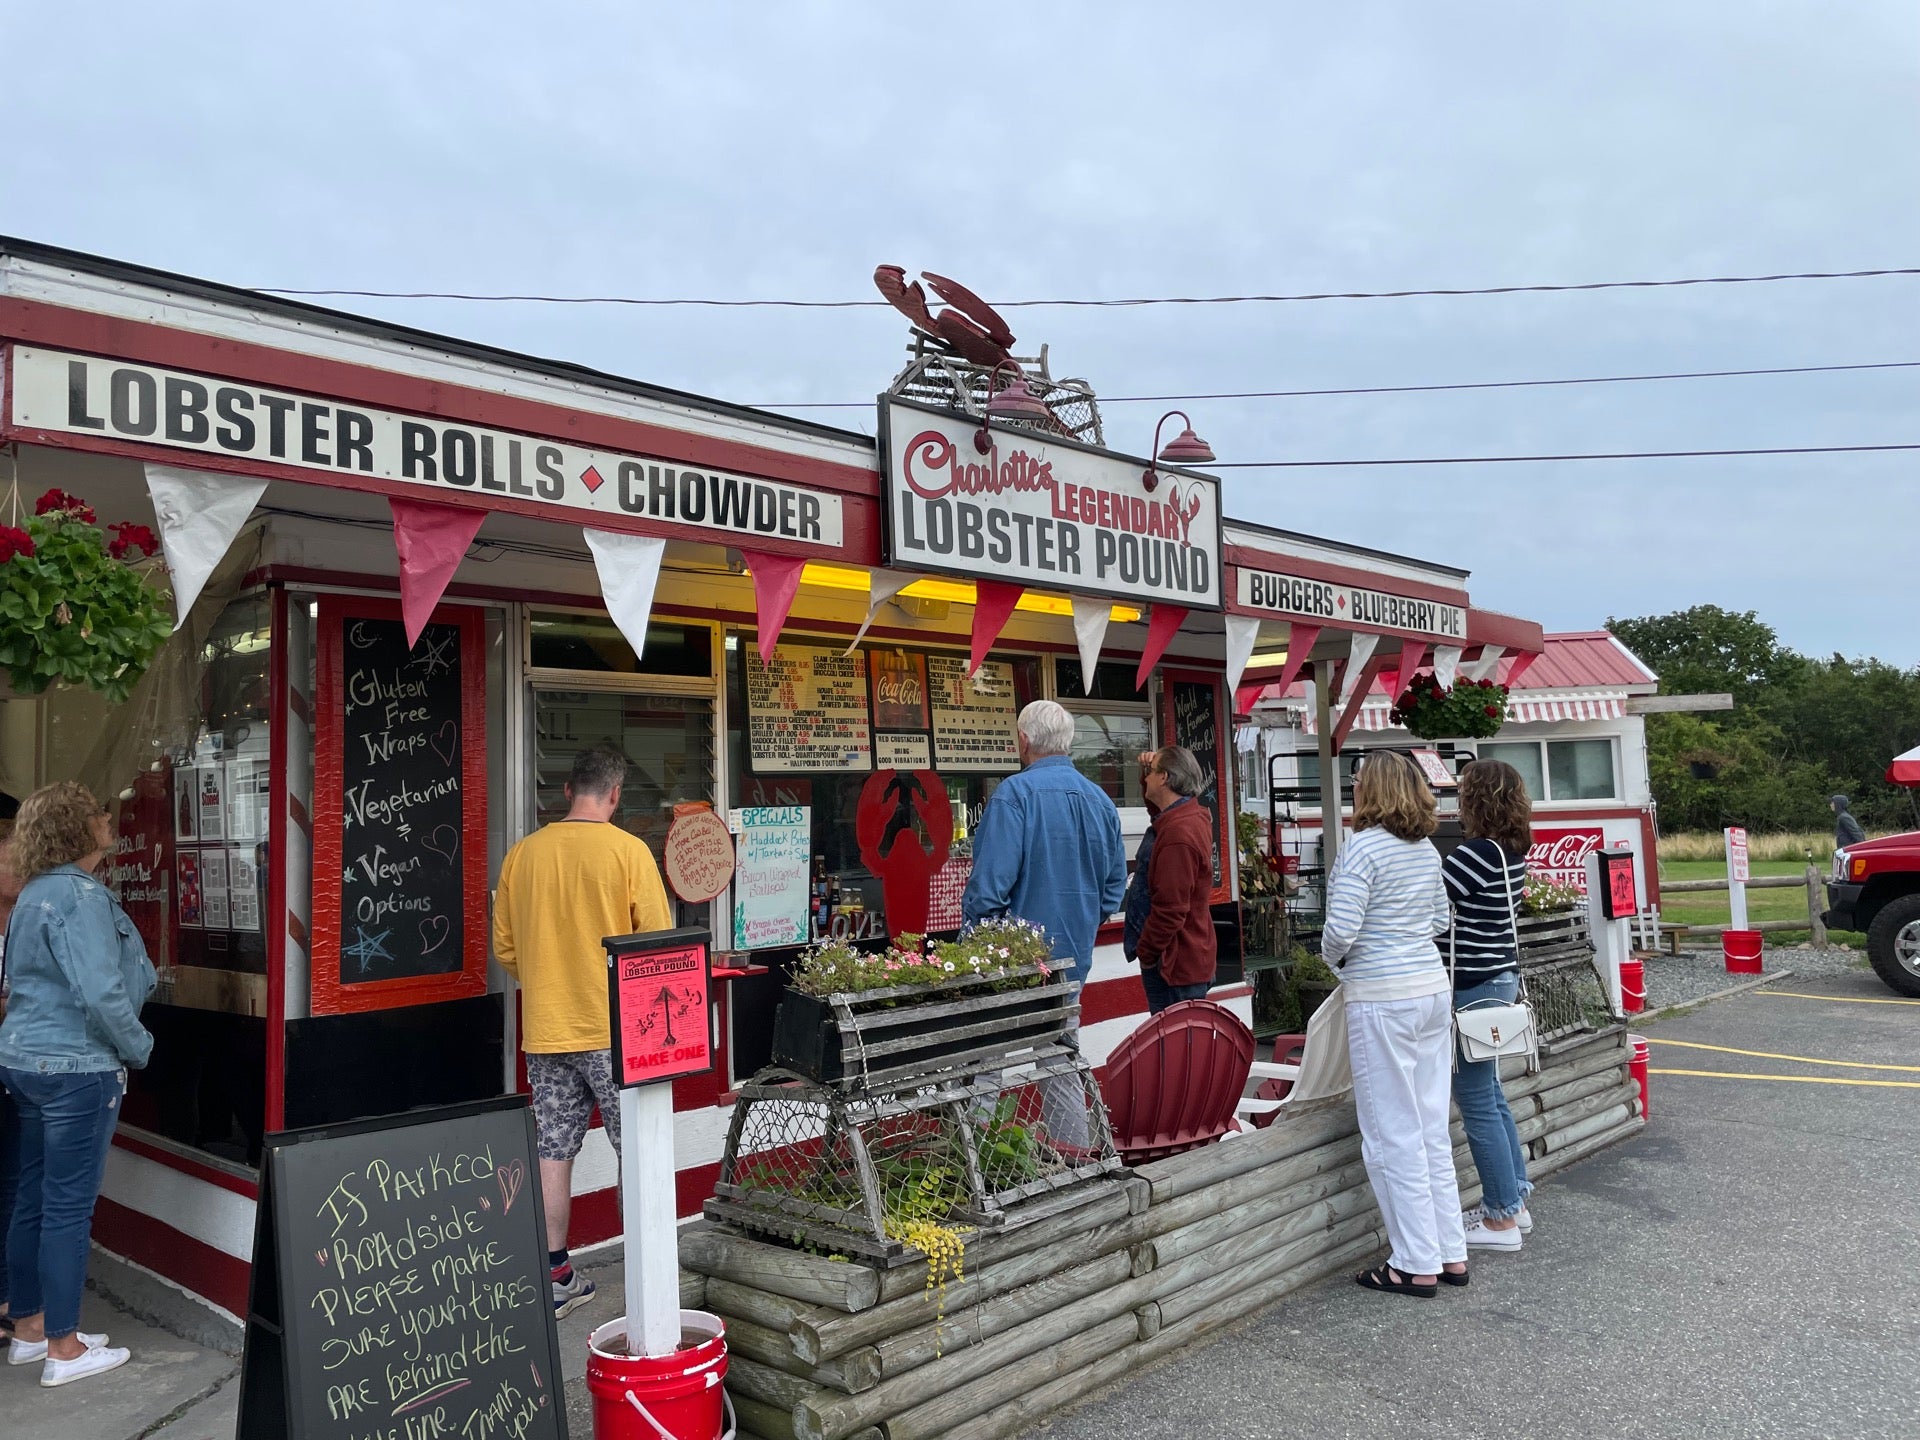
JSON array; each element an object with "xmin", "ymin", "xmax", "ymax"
[{"xmin": 237, "ymin": 1096, "xmax": 568, "ymax": 1440}]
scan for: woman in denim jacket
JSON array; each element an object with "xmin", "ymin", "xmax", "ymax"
[{"xmin": 0, "ymin": 782, "xmax": 155, "ymax": 1387}]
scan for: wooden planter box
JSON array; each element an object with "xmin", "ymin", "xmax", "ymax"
[
  {"xmin": 771, "ymin": 965, "xmax": 1080, "ymax": 1090},
  {"xmin": 1516, "ymin": 909, "xmax": 1591, "ymax": 965}
]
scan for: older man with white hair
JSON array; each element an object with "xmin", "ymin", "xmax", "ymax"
[{"xmin": 963, "ymin": 699, "xmax": 1127, "ymax": 1144}]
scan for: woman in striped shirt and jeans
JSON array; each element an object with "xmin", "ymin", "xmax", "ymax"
[
  {"xmin": 1444, "ymin": 760, "xmax": 1536, "ymax": 1251},
  {"xmin": 1322, "ymin": 751, "xmax": 1462, "ymax": 1298}
]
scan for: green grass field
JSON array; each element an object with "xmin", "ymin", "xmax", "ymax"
[{"xmin": 1654, "ymin": 857, "xmax": 1860, "ymax": 948}]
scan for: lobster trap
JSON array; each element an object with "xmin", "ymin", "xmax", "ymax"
[
  {"xmin": 1518, "ymin": 911, "xmax": 1618, "ymax": 1044},
  {"xmin": 707, "ymin": 1059, "xmax": 1120, "ymax": 1265}
]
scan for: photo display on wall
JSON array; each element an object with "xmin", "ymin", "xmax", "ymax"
[
  {"xmin": 928, "ymin": 656, "xmax": 1020, "ymax": 771},
  {"xmin": 745, "ymin": 643, "xmax": 874, "ymax": 773}
]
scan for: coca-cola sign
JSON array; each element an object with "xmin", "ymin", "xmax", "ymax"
[{"xmin": 1528, "ymin": 826, "xmax": 1605, "ymax": 892}]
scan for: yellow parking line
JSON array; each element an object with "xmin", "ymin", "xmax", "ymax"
[
  {"xmin": 1646, "ymin": 1038, "xmax": 1920, "ymax": 1073},
  {"xmin": 1650, "ymin": 1067, "xmax": 1920, "ymax": 1089},
  {"xmin": 1753, "ymin": 990, "xmax": 1920, "ymax": 1007}
]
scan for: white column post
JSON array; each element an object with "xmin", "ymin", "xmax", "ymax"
[
  {"xmin": 621, "ymin": 1085, "xmax": 682, "ymax": 1355},
  {"xmin": 1585, "ymin": 852, "xmax": 1629, "ymax": 1015},
  {"xmin": 1724, "ymin": 826, "xmax": 1750, "ymax": 932}
]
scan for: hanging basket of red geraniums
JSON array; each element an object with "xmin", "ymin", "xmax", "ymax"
[
  {"xmin": 0, "ymin": 488, "xmax": 174, "ymax": 704},
  {"xmin": 1387, "ymin": 670, "xmax": 1510, "ymax": 740}
]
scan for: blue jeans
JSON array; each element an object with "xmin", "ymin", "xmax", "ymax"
[
  {"xmin": 1140, "ymin": 967, "xmax": 1210, "ymax": 1015},
  {"xmin": 0, "ymin": 1068, "xmax": 123, "ymax": 1337},
  {"xmin": 1451, "ymin": 973, "xmax": 1533, "ymax": 1220},
  {"xmin": 0, "ymin": 1083, "xmax": 18, "ymax": 1313}
]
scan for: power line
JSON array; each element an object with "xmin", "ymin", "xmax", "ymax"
[
  {"xmin": 255, "ymin": 265, "xmax": 1920, "ymax": 310},
  {"xmin": 1211, "ymin": 442, "xmax": 1920, "ymax": 469},
  {"xmin": 745, "ymin": 358, "xmax": 1920, "ymax": 410}
]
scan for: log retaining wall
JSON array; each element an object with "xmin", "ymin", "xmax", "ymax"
[{"xmin": 679, "ymin": 1026, "xmax": 1645, "ymax": 1440}]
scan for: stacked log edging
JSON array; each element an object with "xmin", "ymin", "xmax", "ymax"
[{"xmin": 681, "ymin": 1026, "xmax": 1644, "ymax": 1440}]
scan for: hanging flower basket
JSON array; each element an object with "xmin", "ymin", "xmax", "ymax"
[
  {"xmin": 1387, "ymin": 670, "xmax": 1510, "ymax": 740},
  {"xmin": 0, "ymin": 489, "xmax": 174, "ymax": 704}
]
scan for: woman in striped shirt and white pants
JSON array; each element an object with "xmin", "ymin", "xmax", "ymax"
[{"xmin": 1322, "ymin": 751, "xmax": 1462, "ymax": 1298}]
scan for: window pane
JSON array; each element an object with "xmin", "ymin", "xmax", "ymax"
[
  {"xmin": 1056, "ymin": 657, "xmax": 1147, "ymax": 702},
  {"xmin": 1071, "ymin": 712, "xmax": 1152, "ymax": 806},
  {"xmin": 530, "ymin": 612, "xmax": 711, "ymax": 676},
  {"xmin": 1479, "ymin": 742, "xmax": 1545, "ymax": 802},
  {"xmin": 1548, "ymin": 739, "xmax": 1616, "ymax": 801}
]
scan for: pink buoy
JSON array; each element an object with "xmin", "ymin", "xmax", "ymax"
[{"xmin": 587, "ymin": 1312, "xmax": 733, "ymax": 1440}]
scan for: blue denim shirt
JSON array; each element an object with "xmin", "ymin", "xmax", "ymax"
[
  {"xmin": 961, "ymin": 755, "xmax": 1127, "ymax": 983},
  {"xmin": 0, "ymin": 864, "xmax": 156, "ymax": 1074}
]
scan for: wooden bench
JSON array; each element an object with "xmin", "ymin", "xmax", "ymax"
[{"xmin": 1656, "ymin": 922, "xmax": 1689, "ymax": 956}]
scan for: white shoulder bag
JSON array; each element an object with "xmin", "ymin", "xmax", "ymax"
[{"xmin": 1449, "ymin": 849, "xmax": 1540, "ymax": 1073}]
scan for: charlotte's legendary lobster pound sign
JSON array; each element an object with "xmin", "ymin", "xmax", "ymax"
[{"xmin": 880, "ymin": 398, "xmax": 1223, "ymax": 608}]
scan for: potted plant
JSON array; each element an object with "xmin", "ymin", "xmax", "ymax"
[
  {"xmin": 1287, "ymin": 945, "xmax": 1341, "ymax": 1024},
  {"xmin": 1387, "ymin": 670, "xmax": 1509, "ymax": 741},
  {"xmin": 770, "ymin": 919, "xmax": 1076, "ymax": 1086},
  {"xmin": 0, "ymin": 489, "xmax": 172, "ymax": 703}
]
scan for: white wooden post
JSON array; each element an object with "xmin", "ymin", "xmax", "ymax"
[
  {"xmin": 621, "ymin": 1084, "xmax": 682, "ymax": 1356},
  {"xmin": 1724, "ymin": 826, "xmax": 1750, "ymax": 931},
  {"xmin": 1585, "ymin": 852, "xmax": 1629, "ymax": 1015}
]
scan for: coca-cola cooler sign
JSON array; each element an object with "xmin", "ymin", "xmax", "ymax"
[{"xmin": 1528, "ymin": 826, "xmax": 1605, "ymax": 891}]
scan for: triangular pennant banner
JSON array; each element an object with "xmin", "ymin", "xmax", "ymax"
[
  {"xmin": 1338, "ymin": 632, "xmax": 1379, "ymax": 705},
  {"xmin": 1464, "ymin": 645, "xmax": 1506, "ymax": 683},
  {"xmin": 1380, "ymin": 639, "xmax": 1427, "ymax": 711},
  {"xmin": 584, "ymin": 529, "xmax": 667, "ymax": 661},
  {"xmin": 1071, "ymin": 597, "xmax": 1111, "ymax": 688},
  {"xmin": 1433, "ymin": 644, "xmax": 1464, "ymax": 690},
  {"xmin": 1223, "ymin": 613, "xmax": 1262, "ymax": 699},
  {"xmin": 844, "ymin": 569, "xmax": 916, "ymax": 655},
  {"xmin": 1135, "ymin": 605, "xmax": 1189, "ymax": 691},
  {"xmin": 1502, "ymin": 650, "xmax": 1541, "ymax": 689},
  {"xmin": 1300, "ymin": 678, "xmax": 1318, "ymax": 733},
  {"xmin": 970, "ymin": 579, "xmax": 1024, "ymax": 676},
  {"xmin": 1234, "ymin": 683, "xmax": 1268, "ymax": 718},
  {"xmin": 742, "ymin": 550, "xmax": 808, "ymax": 665},
  {"xmin": 390, "ymin": 498, "xmax": 486, "ymax": 647},
  {"xmin": 144, "ymin": 465, "xmax": 269, "ymax": 630}
]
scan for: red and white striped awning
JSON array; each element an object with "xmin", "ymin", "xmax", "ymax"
[{"xmin": 1297, "ymin": 694, "xmax": 1625, "ymax": 734}]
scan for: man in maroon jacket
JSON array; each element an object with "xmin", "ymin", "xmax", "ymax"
[{"xmin": 1135, "ymin": 746, "xmax": 1218, "ymax": 1013}]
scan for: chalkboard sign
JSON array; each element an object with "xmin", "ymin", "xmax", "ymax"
[
  {"xmin": 315, "ymin": 600, "xmax": 488, "ymax": 1015},
  {"xmin": 237, "ymin": 1096, "xmax": 568, "ymax": 1440},
  {"xmin": 1169, "ymin": 676, "xmax": 1225, "ymax": 889}
]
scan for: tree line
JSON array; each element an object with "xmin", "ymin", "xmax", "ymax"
[{"xmin": 1606, "ymin": 606, "xmax": 1920, "ymax": 834}]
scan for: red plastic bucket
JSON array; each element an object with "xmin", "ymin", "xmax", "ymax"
[
  {"xmin": 1619, "ymin": 958, "xmax": 1646, "ymax": 1014},
  {"xmin": 1722, "ymin": 929, "xmax": 1763, "ymax": 975},
  {"xmin": 587, "ymin": 1312, "xmax": 733, "ymax": 1440},
  {"xmin": 1628, "ymin": 1033, "xmax": 1650, "ymax": 1121}
]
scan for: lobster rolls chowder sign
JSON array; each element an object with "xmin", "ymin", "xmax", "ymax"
[{"xmin": 880, "ymin": 399, "xmax": 1222, "ymax": 609}]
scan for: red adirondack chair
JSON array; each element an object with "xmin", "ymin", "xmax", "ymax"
[{"xmin": 1100, "ymin": 1000, "xmax": 1257, "ymax": 1165}]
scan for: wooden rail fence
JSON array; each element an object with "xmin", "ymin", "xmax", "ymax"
[{"xmin": 1656, "ymin": 861, "xmax": 1828, "ymax": 946}]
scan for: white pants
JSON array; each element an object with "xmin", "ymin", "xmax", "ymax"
[{"xmin": 1346, "ymin": 991, "xmax": 1465, "ymax": 1275}]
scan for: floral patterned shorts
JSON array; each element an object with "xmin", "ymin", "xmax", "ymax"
[{"xmin": 525, "ymin": 1049, "xmax": 621, "ymax": 1161}]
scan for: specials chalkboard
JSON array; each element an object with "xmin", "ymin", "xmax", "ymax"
[
  {"xmin": 315, "ymin": 600, "xmax": 487, "ymax": 1015},
  {"xmin": 237, "ymin": 1096, "xmax": 568, "ymax": 1440}
]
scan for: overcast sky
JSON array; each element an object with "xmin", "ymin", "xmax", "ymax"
[{"xmin": 4, "ymin": 2, "xmax": 1916, "ymax": 663}]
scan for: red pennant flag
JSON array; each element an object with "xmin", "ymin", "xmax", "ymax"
[
  {"xmin": 390, "ymin": 498, "xmax": 486, "ymax": 647},
  {"xmin": 1134, "ymin": 605, "xmax": 1190, "ymax": 691},
  {"xmin": 1380, "ymin": 639, "xmax": 1428, "ymax": 709},
  {"xmin": 742, "ymin": 550, "xmax": 807, "ymax": 665},
  {"xmin": 1234, "ymin": 682, "xmax": 1270, "ymax": 717},
  {"xmin": 1502, "ymin": 650, "xmax": 1541, "ymax": 689},
  {"xmin": 970, "ymin": 580, "xmax": 1025, "ymax": 675}
]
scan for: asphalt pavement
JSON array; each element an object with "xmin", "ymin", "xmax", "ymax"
[{"xmin": 1035, "ymin": 965, "xmax": 1920, "ymax": 1440}]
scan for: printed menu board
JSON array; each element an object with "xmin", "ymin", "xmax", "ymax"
[
  {"xmin": 730, "ymin": 805, "xmax": 812, "ymax": 950},
  {"xmin": 236, "ymin": 1097, "xmax": 567, "ymax": 1440},
  {"xmin": 746, "ymin": 644, "xmax": 873, "ymax": 773},
  {"xmin": 928, "ymin": 657, "xmax": 1021, "ymax": 771}
]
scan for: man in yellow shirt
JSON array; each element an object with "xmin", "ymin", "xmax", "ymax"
[{"xmin": 493, "ymin": 743, "xmax": 672, "ymax": 1318}]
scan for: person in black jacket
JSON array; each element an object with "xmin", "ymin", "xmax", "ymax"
[
  {"xmin": 1444, "ymin": 760, "xmax": 1535, "ymax": 1264},
  {"xmin": 1831, "ymin": 795, "xmax": 1866, "ymax": 849}
]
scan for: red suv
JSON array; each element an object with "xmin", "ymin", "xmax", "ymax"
[{"xmin": 1824, "ymin": 833, "xmax": 1920, "ymax": 996}]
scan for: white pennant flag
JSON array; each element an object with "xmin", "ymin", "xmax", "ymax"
[
  {"xmin": 1434, "ymin": 644, "xmax": 1464, "ymax": 689},
  {"xmin": 1464, "ymin": 645, "xmax": 1506, "ymax": 683},
  {"xmin": 1301, "ymin": 679, "xmax": 1318, "ymax": 733},
  {"xmin": 1070, "ymin": 596, "xmax": 1112, "ymax": 686},
  {"xmin": 1223, "ymin": 613, "xmax": 1262, "ymax": 698},
  {"xmin": 1338, "ymin": 632, "xmax": 1379, "ymax": 705},
  {"xmin": 844, "ymin": 569, "xmax": 915, "ymax": 655},
  {"xmin": 145, "ymin": 465, "xmax": 270, "ymax": 630},
  {"xmin": 584, "ymin": 529, "xmax": 667, "ymax": 660}
]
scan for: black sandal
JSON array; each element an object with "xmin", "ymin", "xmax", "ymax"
[
  {"xmin": 1440, "ymin": 1266, "xmax": 1470, "ymax": 1288},
  {"xmin": 1355, "ymin": 1264, "xmax": 1437, "ymax": 1298}
]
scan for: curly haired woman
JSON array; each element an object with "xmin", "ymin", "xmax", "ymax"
[
  {"xmin": 0, "ymin": 782, "xmax": 155, "ymax": 1385},
  {"xmin": 1322, "ymin": 751, "xmax": 1462, "ymax": 1298}
]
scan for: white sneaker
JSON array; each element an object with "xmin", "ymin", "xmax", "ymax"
[
  {"xmin": 40, "ymin": 1343, "xmax": 131, "ymax": 1387},
  {"xmin": 9, "ymin": 1330, "xmax": 109, "ymax": 1365},
  {"xmin": 1463, "ymin": 1216, "xmax": 1524, "ymax": 1251},
  {"xmin": 1463, "ymin": 1204, "xmax": 1533, "ymax": 1235}
]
